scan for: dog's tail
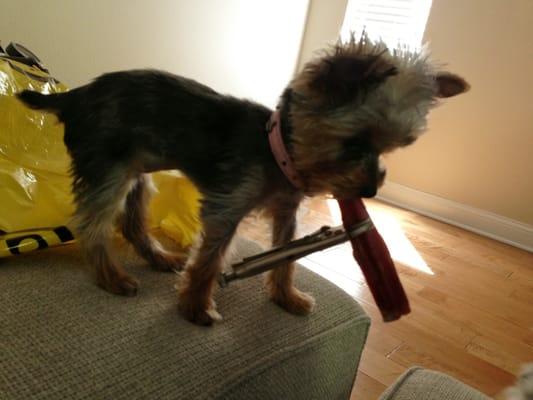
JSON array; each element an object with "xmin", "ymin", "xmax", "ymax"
[{"xmin": 17, "ymin": 90, "xmax": 71, "ymax": 121}]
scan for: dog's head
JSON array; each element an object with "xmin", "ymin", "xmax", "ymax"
[{"xmin": 284, "ymin": 33, "xmax": 469, "ymax": 198}]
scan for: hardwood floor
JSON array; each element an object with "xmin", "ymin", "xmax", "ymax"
[{"xmin": 239, "ymin": 197, "xmax": 533, "ymax": 399}]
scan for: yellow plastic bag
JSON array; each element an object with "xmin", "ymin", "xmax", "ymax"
[{"xmin": 0, "ymin": 52, "xmax": 201, "ymax": 257}]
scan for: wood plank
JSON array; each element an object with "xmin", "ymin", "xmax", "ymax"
[
  {"xmin": 388, "ymin": 252, "xmax": 533, "ymax": 329},
  {"xmin": 466, "ymin": 333, "xmax": 533, "ymax": 375},
  {"xmin": 362, "ymin": 302, "xmax": 514, "ymax": 395},
  {"xmin": 358, "ymin": 346, "xmax": 407, "ymax": 387},
  {"xmin": 355, "ymin": 294, "xmax": 516, "ymax": 397},
  {"xmin": 355, "ymin": 280, "xmax": 479, "ymax": 348},
  {"xmin": 351, "ymin": 372, "xmax": 386, "ymax": 400},
  {"xmin": 414, "ymin": 285, "xmax": 533, "ymax": 350},
  {"xmin": 364, "ymin": 324, "xmax": 403, "ymax": 356},
  {"xmin": 389, "ymin": 342, "xmax": 514, "ymax": 396}
]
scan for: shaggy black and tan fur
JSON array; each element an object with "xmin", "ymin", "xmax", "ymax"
[{"xmin": 18, "ymin": 35, "xmax": 469, "ymax": 325}]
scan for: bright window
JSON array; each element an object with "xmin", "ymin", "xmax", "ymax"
[{"xmin": 341, "ymin": 0, "xmax": 433, "ymax": 49}]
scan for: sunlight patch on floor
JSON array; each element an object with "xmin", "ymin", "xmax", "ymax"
[
  {"xmin": 299, "ymin": 257, "xmax": 367, "ymax": 298},
  {"xmin": 326, "ymin": 199, "xmax": 433, "ymax": 275},
  {"xmin": 304, "ymin": 245, "xmax": 366, "ymax": 284}
]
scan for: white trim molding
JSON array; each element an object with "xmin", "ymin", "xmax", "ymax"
[{"xmin": 377, "ymin": 181, "xmax": 533, "ymax": 253}]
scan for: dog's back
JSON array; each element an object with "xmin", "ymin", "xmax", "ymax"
[{"xmin": 18, "ymin": 70, "xmax": 272, "ymax": 188}]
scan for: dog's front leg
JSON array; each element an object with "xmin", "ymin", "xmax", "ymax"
[
  {"xmin": 266, "ymin": 201, "xmax": 315, "ymax": 315},
  {"xmin": 177, "ymin": 204, "xmax": 243, "ymax": 326}
]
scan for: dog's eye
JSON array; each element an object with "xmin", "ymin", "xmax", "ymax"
[{"xmin": 340, "ymin": 135, "xmax": 372, "ymax": 161}]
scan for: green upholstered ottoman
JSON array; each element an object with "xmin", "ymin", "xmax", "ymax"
[
  {"xmin": 379, "ymin": 367, "xmax": 492, "ymax": 400},
  {"xmin": 0, "ymin": 238, "xmax": 370, "ymax": 399}
]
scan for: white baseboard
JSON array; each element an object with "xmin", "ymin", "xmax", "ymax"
[{"xmin": 376, "ymin": 182, "xmax": 533, "ymax": 253}]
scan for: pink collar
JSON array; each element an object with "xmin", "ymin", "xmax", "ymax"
[{"xmin": 267, "ymin": 110, "xmax": 304, "ymax": 189}]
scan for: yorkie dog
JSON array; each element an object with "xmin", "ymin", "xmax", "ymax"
[{"xmin": 18, "ymin": 35, "xmax": 469, "ymax": 325}]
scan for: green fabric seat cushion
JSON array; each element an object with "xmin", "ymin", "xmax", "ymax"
[
  {"xmin": 0, "ymin": 238, "xmax": 370, "ymax": 400},
  {"xmin": 379, "ymin": 367, "xmax": 492, "ymax": 400}
]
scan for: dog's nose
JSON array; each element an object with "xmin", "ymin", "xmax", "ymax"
[{"xmin": 360, "ymin": 186, "xmax": 377, "ymax": 198}]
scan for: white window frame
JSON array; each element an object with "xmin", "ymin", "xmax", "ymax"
[{"xmin": 340, "ymin": 0, "xmax": 433, "ymax": 49}]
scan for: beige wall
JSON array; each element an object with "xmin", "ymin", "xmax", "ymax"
[
  {"xmin": 386, "ymin": 0, "xmax": 533, "ymax": 225},
  {"xmin": 299, "ymin": 0, "xmax": 533, "ymax": 225},
  {"xmin": 297, "ymin": 0, "xmax": 349, "ymax": 71},
  {"xmin": 0, "ymin": 0, "xmax": 308, "ymax": 107}
]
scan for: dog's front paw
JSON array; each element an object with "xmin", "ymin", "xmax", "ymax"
[
  {"xmin": 177, "ymin": 287, "xmax": 221, "ymax": 326},
  {"xmin": 178, "ymin": 296, "xmax": 222, "ymax": 326},
  {"xmin": 98, "ymin": 274, "xmax": 139, "ymax": 297},
  {"xmin": 270, "ymin": 287, "xmax": 315, "ymax": 315}
]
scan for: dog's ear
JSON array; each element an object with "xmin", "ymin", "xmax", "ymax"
[
  {"xmin": 309, "ymin": 54, "xmax": 398, "ymax": 106},
  {"xmin": 435, "ymin": 72, "xmax": 470, "ymax": 98}
]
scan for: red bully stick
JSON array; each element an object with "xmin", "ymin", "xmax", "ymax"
[{"xmin": 337, "ymin": 198, "xmax": 410, "ymax": 321}]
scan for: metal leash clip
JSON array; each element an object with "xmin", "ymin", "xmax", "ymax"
[{"xmin": 218, "ymin": 218, "xmax": 374, "ymax": 287}]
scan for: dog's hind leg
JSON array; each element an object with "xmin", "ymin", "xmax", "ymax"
[
  {"xmin": 72, "ymin": 168, "xmax": 139, "ymax": 296},
  {"xmin": 121, "ymin": 174, "xmax": 187, "ymax": 272}
]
